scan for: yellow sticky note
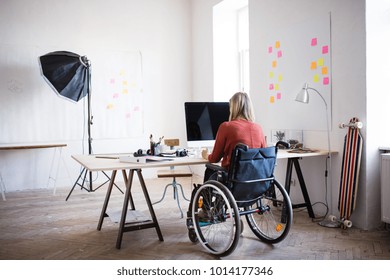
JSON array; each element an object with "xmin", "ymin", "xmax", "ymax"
[
  {"xmin": 311, "ymin": 61, "xmax": 317, "ymax": 70},
  {"xmin": 122, "ymin": 80, "xmax": 128, "ymax": 86},
  {"xmin": 322, "ymin": 66, "xmax": 328, "ymax": 75},
  {"xmin": 272, "ymin": 60, "xmax": 277, "ymax": 68},
  {"xmin": 275, "ymin": 41, "xmax": 280, "ymax": 48},
  {"xmin": 318, "ymin": 58, "xmax": 324, "ymax": 66},
  {"xmin": 313, "ymin": 74, "xmax": 319, "ymax": 83},
  {"xmin": 278, "ymin": 74, "xmax": 283, "ymax": 82},
  {"xmin": 269, "ymin": 72, "xmax": 274, "ymax": 78},
  {"xmin": 275, "ymin": 84, "xmax": 279, "ymax": 90},
  {"xmin": 270, "ymin": 96, "xmax": 275, "ymax": 103}
]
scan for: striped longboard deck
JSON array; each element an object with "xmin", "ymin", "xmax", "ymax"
[{"xmin": 338, "ymin": 117, "xmax": 363, "ymax": 220}]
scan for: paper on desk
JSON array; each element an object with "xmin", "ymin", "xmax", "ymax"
[{"xmin": 108, "ymin": 210, "xmax": 151, "ymax": 223}]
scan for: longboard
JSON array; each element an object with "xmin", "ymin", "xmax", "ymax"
[{"xmin": 329, "ymin": 117, "xmax": 363, "ymax": 228}]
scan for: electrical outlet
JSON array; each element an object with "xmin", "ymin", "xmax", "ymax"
[{"xmin": 290, "ymin": 178, "xmax": 296, "ymax": 186}]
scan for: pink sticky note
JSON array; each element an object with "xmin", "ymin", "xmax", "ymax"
[
  {"xmin": 277, "ymin": 92, "xmax": 281, "ymax": 100},
  {"xmin": 323, "ymin": 77, "xmax": 329, "ymax": 85},
  {"xmin": 277, "ymin": 50, "xmax": 282, "ymax": 58},
  {"xmin": 125, "ymin": 112, "xmax": 131, "ymax": 119},
  {"xmin": 268, "ymin": 46, "xmax": 273, "ymax": 53},
  {"xmin": 269, "ymin": 84, "xmax": 274, "ymax": 90},
  {"xmin": 110, "ymin": 78, "xmax": 115, "ymax": 84},
  {"xmin": 113, "ymin": 93, "xmax": 119, "ymax": 99},
  {"xmin": 311, "ymin": 38, "xmax": 317, "ymax": 46},
  {"xmin": 322, "ymin": 45, "xmax": 329, "ymax": 54}
]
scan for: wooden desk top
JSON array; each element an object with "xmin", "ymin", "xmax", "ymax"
[
  {"xmin": 72, "ymin": 149, "xmax": 334, "ymax": 172},
  {"xmin": 72, "ymin": 154, "xmax": 208, "ymax": 172},
  {"xmin": 0, "ymin": 143, "xmax": 67, "ymax": 150}
]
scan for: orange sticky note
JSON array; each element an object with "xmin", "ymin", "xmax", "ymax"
[
  {"xmin": 311, "ymin": 61, "xmax": 317, "ymax": 70},
  {"xmin": 122, "ymin": 89, "xmax": 128, "ymax": 94},
  {"xmin": 275, "ymin": 41, "xmax": 280, "ymax": 48},
  {"xmin": 322, "ymin": 67, "xmax": 328, "ymax": 75},
  {"xmin": 272, "ymin": 60, "xmax": 277, "ymax": 68},
  {"xmin": 270, "ymin": 96, "xmax": 275, "ymax": 103}
]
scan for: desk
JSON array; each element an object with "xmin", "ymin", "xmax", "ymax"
[
  {"xmin": 278, "ymin": 149, "xmax": 332, "ymax": 218},
  {"xmin": 72, "ymin": 154, "xmax": 207, "ymax": 249},
  {"xmin": 0, "ymin": 143, "xmax": 67, "ymax": 200}
]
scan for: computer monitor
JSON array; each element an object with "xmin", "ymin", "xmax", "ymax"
[{"xmin": 184, "ymin": 102, "xmax": 230, "ymax": 148}]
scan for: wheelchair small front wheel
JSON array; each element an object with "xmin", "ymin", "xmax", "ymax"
[
  {"xmin": 244, "ymin": 180, "xmax": 292, "ymax": 244},
  {"xmin": 191, "ymin": 180, "xmax": 241, "ymax": 257}
]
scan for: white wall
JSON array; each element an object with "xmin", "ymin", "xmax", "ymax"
[
  {"xmin": 191, "ymin": 0, "xmax": 386, "ymax": 230},
  {"xmin": 0, "ymin": 0, "xmax": 192, "ymax": 191}
]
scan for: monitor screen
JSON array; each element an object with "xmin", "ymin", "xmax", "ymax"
[{"xmin": 184, "ymin": 102, "xmax": 230, "ymax": 147}]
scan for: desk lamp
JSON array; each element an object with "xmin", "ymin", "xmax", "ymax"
[{"xmin": 295, "ymin": 83, "xmax": 332, "ymax": 225}]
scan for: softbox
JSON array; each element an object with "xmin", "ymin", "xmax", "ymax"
[{"xmin": 39, "ymin": 51, "xmax": 89, "ymax": 102}]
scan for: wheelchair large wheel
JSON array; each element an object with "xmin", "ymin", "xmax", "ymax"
[
  {"xmin": 191, "ymin": 180, "xmax": 241, "ymax": 257},
  {"xmin": 244, "ymin": 180, "xmax": 292, "ymax": 244}
]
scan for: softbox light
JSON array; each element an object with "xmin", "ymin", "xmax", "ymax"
[{"xmin": 39, "ymin": 51, "xmax": 89, "ymax": 102}]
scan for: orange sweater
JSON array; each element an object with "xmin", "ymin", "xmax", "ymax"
[{"xmin": 208, "ymin": 119, "xmax": 266, "ymax": 169}]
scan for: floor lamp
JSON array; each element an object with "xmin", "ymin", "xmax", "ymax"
[{"xmin": 295, "ymin": 83, "xmax": 332, "ymax": 224}]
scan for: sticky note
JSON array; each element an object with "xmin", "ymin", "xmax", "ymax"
[
  {"xmin": 318, "ymin": 58, "xmax": 324, "ymax": 66},
  {"xmin": 277, "ymin": 50, "xmax": 282, "ymax": 58},
  {"xmin": 313, "ymin": 74, "xmax": 319, "ymax": 83},
  {"xmin": 311, "ymin": 61, "xmax": 317, "ymax": 70},
  {"xmin": 322, "ymin": 66, "xmax": 328, "ymax": 75},
  {"xmin": 122, "ymin": 89, "xmax": 128, "ymax": 94},
  {"xmin": 275, "ymin": 41, "xmax": 280, "ymax": 48},
  {"xmin": 278, "ymin": 74, "xmax": 283, "ymax": 82},
  {"xmin": 125, "ymin": 112, "xmax": 131, "ymax": 119},
  {"xmin": 269, "ymin": 84, "xmax": 274, "ymax": 90},
  {"xmin": 311, "ymin": 38, "xmax": 317, "ymax": 46},
  {"xmin": 275, "ymin": 84, "xmax": 279, "ymax": 90},
  {"xmin": 277, "ymin": 92, "xmax": 282, "ymax": 100},
  {"xmin": 107, "ymin": 103, "xmax": 114, "ymax": 109},
  {"xmin": 269, "ymin": 72, "xmax": 274, "ymax": 78},
  {"xmin": 322, "ymin": 45, "xmax": 329, "ymax": 54},
  {"xmin": 270, "ymin": 96, "xmax": 275, "ymax": 103},
  {"xmin": 268, "ymin": 46, "xmax": 273, "ymax": 53},
  {"xmin": 120, "ymin": 70, "xmax": 125, "ymax": 76},
  {"xmin": 122, "ymin": 81, "xmax": 128, "ymax": 86},
  {"xmin": 110, "ymin": 78, "xmax": 115, "ymax": 84},
  {"xmin": 323, "ymin": 77, "xmax": 329, "ymax": 85},
  {"xmin": 272, "ymin": 60, "xmax": 277, "ymax": 68},
  {"xmin": 133, "ymin": 106, "xmax": 140, "ymax": 111},
  {"xmin": 113, "ymin": 93, "xmax": 119, "ymax": 99}
]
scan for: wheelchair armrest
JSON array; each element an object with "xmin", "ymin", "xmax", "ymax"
[{"xmin": 205, "ymin": 163, "xmax": 227, "ymax": 173}]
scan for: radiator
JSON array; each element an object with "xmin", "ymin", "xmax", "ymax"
[{"xmin": 381, "ymin": 154, "xmax": 390, "ymax": 223}]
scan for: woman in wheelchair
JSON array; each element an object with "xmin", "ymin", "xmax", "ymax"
[
  {"xmin": 186, "ymin": 92, "xmax": 293, "ymax": 257},
  {"xmin": 201, "ymin": 91, "xmax": 267, "ymax": 181}
]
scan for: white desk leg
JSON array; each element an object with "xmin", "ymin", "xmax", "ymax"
[
  {"xmin": 0, "ymin": 172, "xmax": 6, "ymax": 201},
  {"xmin": 47, "ymin": 146, "xmax": 68, "ymax": 196}
]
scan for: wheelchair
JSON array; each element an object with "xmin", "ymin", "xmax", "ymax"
[{"xmin": 186, "ymin": 141, "xmax": 293, "ymax": 257}]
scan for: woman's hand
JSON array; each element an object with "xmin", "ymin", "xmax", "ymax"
[{"xmin": 201, "ymin": 148, "xmax": 209, "ymax": 160}]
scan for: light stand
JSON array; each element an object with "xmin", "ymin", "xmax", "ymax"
[
  {"xmin": 39, "ymin": 52, "xmax": 122, "ymax": 200},
  {"xmin": 295, "ymin": 83, "xmax": 332, "ymax": 223}
]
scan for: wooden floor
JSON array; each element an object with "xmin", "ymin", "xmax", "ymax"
[{"xmin": 1, "ymin": 176, "xmax": 390, "ymax": 260}]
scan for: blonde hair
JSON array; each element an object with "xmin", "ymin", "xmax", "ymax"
[{"xmin": 229, "ymin": 92, "xmax": 255, "ymax": 122}]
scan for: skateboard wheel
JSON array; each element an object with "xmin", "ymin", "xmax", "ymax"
[
  {"xmin": 343, "ymin": 220, "xmax": 352, "ymax": 228},
  {"xmin": 329, "ymin": 215, "xmax": 337, "ymax": 222}
]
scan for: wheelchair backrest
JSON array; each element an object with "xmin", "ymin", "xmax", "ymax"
[{"xmin": 227, "ymin": 144, "xmax": 277, "ymax": 206}]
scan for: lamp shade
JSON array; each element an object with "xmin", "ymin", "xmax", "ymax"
[
  {"xmin": 39, "ymin": 51, "xmax": 89, "ymax": 102},
  {"xmin": 295, "ymin": 83, "xmax": 310, "ymax": 103}
]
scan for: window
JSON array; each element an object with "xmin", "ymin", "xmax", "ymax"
[{"xmin": 213, "ymin": 0, "xmax": 249, "ymax": 101}]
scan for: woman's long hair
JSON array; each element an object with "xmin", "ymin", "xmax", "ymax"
[{"xmin": 229, "ymin": 92, "xmax": 255, "ymax": 122}]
